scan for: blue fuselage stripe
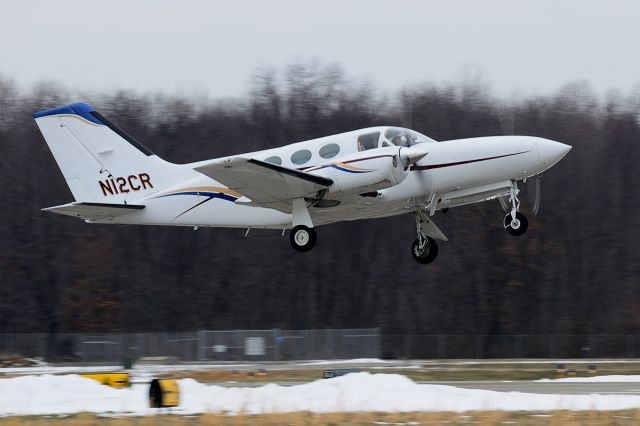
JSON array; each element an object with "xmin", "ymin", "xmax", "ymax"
[
  {"xmin": 156, "ymin": 191, "xmax": 238, "ymax": 202},
  {"xmin": 329, "ymin": 164, "xmax": 371, "ymax": 174}
]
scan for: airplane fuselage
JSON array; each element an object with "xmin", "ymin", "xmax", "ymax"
[{"xmin": 97, "ymin": 128, "xmax": 569, "ymax": 229}]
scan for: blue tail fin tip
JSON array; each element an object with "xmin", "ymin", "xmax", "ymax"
[{"xmin": 32, "ymin": 102, "xmax": 102, "ymax": 125}]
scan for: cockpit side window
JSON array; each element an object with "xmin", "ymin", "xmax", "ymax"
[
  {"xmin": 384, "ymin": 127, "xmax": 436, "ymax": 146},
  {"xmin": 357, "ymin": 132, "xmax": 380, "ymax": 151}
]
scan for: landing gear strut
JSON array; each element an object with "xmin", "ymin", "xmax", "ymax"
[
  {"xmin": 411, "ymin": 211, "xmax": 439, "ymax": 264},
  {"xmin": 504, "ymin": 180, "xmax": 528, "ymax": 236}
]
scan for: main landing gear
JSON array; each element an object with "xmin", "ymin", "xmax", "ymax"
[
  {"xmin": 411, "ymin": 211, "xmax": 439, "ymax": 264},
  {"xmin": 289, "ymin": 198, "xmax": 318, "ymax": 253},
  {"xmin": 504, "ymin": 180, "xmax": 528, "ymax": 236},
  {"xmin": 290, "ymin": 225, "xmax": 317, "ymax": 252},
  {"xmin": 412, "ymin": 235, "xmax": 438, "ymax": 264}
]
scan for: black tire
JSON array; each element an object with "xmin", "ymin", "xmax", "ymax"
[
  {"xmin": 504, "ymin": 211, "xmax": 528, "ymax": 236},
  {"xmin": 290, "ymin": 225, "xmax": 317, "ymax": 252},
  {"xmin": 411, "ymin": 237, "xmax": 438, "ymax": 264}
]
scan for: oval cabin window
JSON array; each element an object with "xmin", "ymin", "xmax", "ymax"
[
  {"xmin": 319, "ymin": 143, "xmax": 340, "ymax": 159},
  {"xmin": 264, "ymin": 156, "xmax": 282, "ymax": 165},
  {"xmin": 291, "ymin": 149, "xmax": 312, "ymax": 165}
]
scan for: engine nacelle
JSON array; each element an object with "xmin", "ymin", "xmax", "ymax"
[{"xmin": 309, "ymin": 147, "xmax": 409, "ymax": 196}]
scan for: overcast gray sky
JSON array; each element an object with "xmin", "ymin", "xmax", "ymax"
[{"xmin": 1, "ymin": 0, "xmax": 638, "ymax": 98}]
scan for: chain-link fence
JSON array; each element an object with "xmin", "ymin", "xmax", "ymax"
[
  {"xmin": 0, "ymin": 329, "xmax": 381, "ymax": 362},
  {"xmin": 382, "ymin": 335, "xmax": 640, "ymax": 359},
  {"xmin": 3, "ymin": 332, "xmax": 639, "ymax": 362}
]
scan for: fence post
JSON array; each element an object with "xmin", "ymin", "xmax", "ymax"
[
  {"xmin": 321, "ymin": 329, "xmax": 329, "ymax": 359},
  {"xmin": 273, "ymin": 329, "xmax": 280, "ymax": 361},
  {"xmin": 197, "ymin": 330, "xmax": 206, "ymax": 361},
  {"xmin": 374, "ymin": 328, "xmax": 382, "ymax": 358}
]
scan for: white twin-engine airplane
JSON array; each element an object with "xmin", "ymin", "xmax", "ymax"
[{"xmin": 34, "ymin": 102, "xmax": 571, "ymax": 264}]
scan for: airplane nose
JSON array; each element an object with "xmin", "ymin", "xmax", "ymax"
[{"xmin": 536, "ymin": 138, "xmax": 572, "ymax": 168}]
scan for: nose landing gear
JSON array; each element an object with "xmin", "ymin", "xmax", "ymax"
[
  {"xmin": 504, "ymin": 180, "xmax": 528, "ymax": 236},
  {"xmin": 504, "ymin": 211, "xmax": 528, "ymax": 236}
]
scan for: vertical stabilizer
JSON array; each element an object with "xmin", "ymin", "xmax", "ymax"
[{"xmin": 33, "ymin": 103, "xmax": 188, "ymax": 202}]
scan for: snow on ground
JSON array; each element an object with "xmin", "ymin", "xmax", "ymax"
[
  {"xmin": 295, "ymin": 358, "xmax": 393, "ymax": 366},
  {"xmin": 0, "ymin": 375, "xmax": 149, "ymax": 416},
  {"xmin": 537, "ymin": 375, "xmax": 640, "ymax": 383},
  {"xmin": 0, "ymin": 363, "xmax": 256, "ymax": 378},
  {"xmin": 0, "ymin": 365, "xmax": 122, "ymax": 376},
  {"xmin": 424, "ymin": 360, "xmax": 640, "ymax": 365},
  {"xmin": 3, "ymin": 373, "xmax": 640, "ymax": 416}
]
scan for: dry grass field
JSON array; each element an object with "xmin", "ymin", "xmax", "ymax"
[{"xmin": 1, "ymin": 410, "xmax": 640, "ymax": 425}]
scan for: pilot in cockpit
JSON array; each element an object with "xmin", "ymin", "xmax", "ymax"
[{"xmin": 392, "ymin": 135, "xmax": 409, "ymax": 147}]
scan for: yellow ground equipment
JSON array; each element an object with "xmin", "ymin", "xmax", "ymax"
[
  {"xmin": 79, "ymin": 373, "xmax": 130, "ymax": 388},
  {"xmin": 149, "ymin": 378, "xmax": 180, "ymax": 408}
]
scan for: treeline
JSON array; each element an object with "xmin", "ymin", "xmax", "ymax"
[{"xmin": 0, "ymin": 63, "xmax": 639, "ymax": 337}]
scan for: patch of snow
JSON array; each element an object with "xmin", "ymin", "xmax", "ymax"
[
  {"xmin": 0, "ymin": 375, "xmax": 149, "ymax": 416},
  {"xmin": 369, "ymin": 365, "xmax": 423, "ymax": 370},
  {"xmin": 421, "ymin": 360, "xmax": 640, "ymax": 365},
  {"xmin": 3, "ymin": 373, "xmax": 640, "ymax": 416},
  {"xmin": 295, "ymin": 358, "xmax": 393, "ymax": 366},
  {"xmin": 0, "ymin": 363, "xmax": 255, "ymax": 377},
  {"xmin": 537, "ymin": 375, "xmax": 640, "ymax": 383},
  {"xmin": 177, "ymin": 373, "xmax": 640, "ymax": 414},
  {"xmin": 0, "ymin": 366, "xmax": 122, "ymax": 375}
]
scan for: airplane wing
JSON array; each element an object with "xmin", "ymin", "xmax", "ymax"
[
  {"xmin": 193, "ymin": 158, "xmax": 333, "ymax": 212},
  {"xmin": 43, "ymin": 202, "xmax": 145, "ymax": 221}
]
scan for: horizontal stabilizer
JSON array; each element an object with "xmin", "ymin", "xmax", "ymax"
[
  {"xmin": 42, "ymin": 202, "xmax": 144, "ymax": 221},
  {"xmin": 194, "ymin": 157, "xmax": 333, "ymax": 212}
]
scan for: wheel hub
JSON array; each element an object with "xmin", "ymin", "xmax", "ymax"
[{"xmin": 294, "ymin": 230, "xmax": 309, "ymax": 246}]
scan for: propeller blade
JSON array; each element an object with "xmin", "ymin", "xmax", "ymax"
[
  {"xmin": 498, "ymin": 195, "xmax": 510, "ymax": 212},
  {"xmin": 531, "ymin": 174, "xmax": 542, "ymax": 216}
]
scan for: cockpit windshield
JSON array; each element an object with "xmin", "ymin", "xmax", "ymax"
[{"xmin": 384, "ymin": 127, "xmax": 436, "ymax": 147}]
